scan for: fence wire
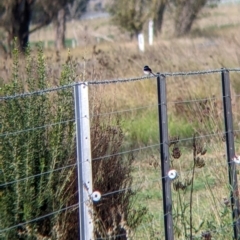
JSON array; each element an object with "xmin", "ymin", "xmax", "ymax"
[
  {"xmin": 1, "ymin": 67, "xmax": 240, "ymax": 101},
  {"xmin": 1, "ymin": 68, "xmax": 240, "ymax": 239}
]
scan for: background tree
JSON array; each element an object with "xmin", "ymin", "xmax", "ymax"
[
  {"xmin": 34, "ymin": 0, "xmax": 71, "ymax": 51},
  {"xmin": 0, "ymin": 0, "xmax": 89, "ymax": 52},
  {"xmin": 67, "ymin": 0, "xmax": 89, "ymax": 19},
  {"xmin": 32, "ymin": 0, "xmax": 89, "ymax": 50},
  {"xmin": 0, "ymin": 0, "xmax": 35, "ymax": 52},
  {"xmin": 151, "ymin": 0, "xmax": 167, "ymax": 35},
  {"xmin": 174, "ymin": 0, "xmax": 207, "ymax": 37},
  {"xmin": 108, "ymin": 0, "xmax": 149, "ymax": 39}
]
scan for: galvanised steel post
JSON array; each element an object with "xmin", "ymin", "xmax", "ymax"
[{"xmin": 74, "ymin": 82, "xmax": 93, "ymax": 240}]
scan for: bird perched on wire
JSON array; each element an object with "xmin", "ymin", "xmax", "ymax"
[{"xmin": 143, "ymin": 65, "xmax": 156, "ymax": 76}]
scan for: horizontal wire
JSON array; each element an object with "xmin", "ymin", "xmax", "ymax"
[
  {"xmin": 1, "ymin": 68, "xmax": 239, "ymax": 101},
  {"xmin": 0, "ymin": 65, "xmax": 238, "ymax": 236},
  {"xmin": 165, "ymin": 67, "xmax": 240, "ymax": 76},
  {"xmin": 0, "ymin": 119, "xmax": 75, "ymax": 138},
  {"xmin": 0, "ymin": 95, "xmax": 223, "ymax": 138},
  {"xmin": 0, "ymin": 128, "xmax": 230, "ymax": 189},
  {"xmin": 0, "ymin": 203, "xmax": 79, "ymax": 233},
  {"xmin": 0, "ymin": 96, "xmax": 225, "ymax": 137},
  {"xmin": 0, "ymin": 177, "xmax": 161, "ymax": 232},
  {"xmin": 0, "ymin": 159, "xmax": 234, "ymax": 234},
  {"xmin": 92, "ymin": 143, "xmax": 160, "ymax": 161},
  {"xmin": 137, "ymin": 184, "xmax": 233, "ymax": 238},
  {"xmin": 0, "ymin": 162, "xmax": 77, "ymax": 188},
  {"xmin": 92, "ymin": 130, "xmax": 227, "ymax": 162},
  {"xmin": 0, "ymin": 154, "xmax": 230, "ymax": 194},
  {"xmin": 175, "ymin": 131, "xmax": 226, "ymax": 143},
  {"xmin": 169, "ymin": 96, "xmax": 218, "ymax": 104},
  {"xmin": 53, "ymin": 160, "xmax": 235, "ymax": 201},
  {"xmin": 0, "ymin": 178, "xmax": 162, "ymax": 233},
  {"xmin": 0, "ymin": 96, "xmax": 222, "ymax": 138},
  {"xmin": 90, "ymin": 104, "xmax": 158, "ymax": 117},
  {"xmin": 0, "ymin": 82, "xmax": 77, "ymax": 101},
  {"xmin": 0, "ymin": 193, "xmax": 234, "ymax": 237},
  {"xmin": 91, "ymin": 95, "xmax": 220, "ymax": 117},
  {"xmin": 0, "ymin": 135, "xmax": 232, "ymax": 191},
  {"xmin": 88, "ymin": 68, "xmax": 240, "ymax": 85}
]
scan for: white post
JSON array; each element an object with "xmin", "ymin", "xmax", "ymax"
[
  {"xmin": 72, "ymin": 39, "xmax": 76, "ymax": 48},
  {"xmin": 149, "ymin": 20, "xmax": 154, "ymax": 45},
  {"xmin": 138, "ymin": 33, "xmax": 144, "ymax": 52},
  {"xmin": 74, "ymin": 83, "xmax": 93, "ymax": 240},
  {"xmin": 44, "ymin": 40, "xmax": 48, "ymax": 49}
]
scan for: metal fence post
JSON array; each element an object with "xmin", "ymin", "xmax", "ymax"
[
  {"xmin": 74, "ymin": 82, "xmax": 93, "ymax": 240},
  {"xmin": 157, "ymin": 74, "xmax": 174, "ymax": 240},
  {"xmin": 221, "ymin": 69, "xmax": 240, "ymax": 239}
]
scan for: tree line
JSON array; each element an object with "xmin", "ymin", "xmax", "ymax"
[
  {"xmin": 0, "ymin": 0, "xmax": 209, "ymax": 53},
  {"xmin": 109, "ymin": 0, "xmax": 208, "ymax": 38}
]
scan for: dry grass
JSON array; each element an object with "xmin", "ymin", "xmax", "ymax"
[
  {"xmin": 2, "ymin": 4, "xmax": 240, "ymax": 110},
  {"xmin": 1, "ymin": 3, "xmax": 240, "ymax": 239}
]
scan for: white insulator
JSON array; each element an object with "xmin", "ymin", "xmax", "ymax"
[
  {"xmin": 233, "ymin": 156, "xmax": 240, "ymax": 164},
  {"xmin": 92, "ymin": 191, "xmax": 101, "ymax": 202},
  {"xmin": 168, "ymin": 169, "xmax": 178, "ymax": 180}
]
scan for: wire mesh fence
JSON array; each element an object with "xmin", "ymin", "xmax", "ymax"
[{"xmin": 1, "ymin": 68, "xmax": 240, "ymax": 239}]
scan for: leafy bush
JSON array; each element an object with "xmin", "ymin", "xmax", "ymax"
[
  {"xmin": 0, "ymin": 45, "xmax": 146, "ymax": 239},
  {"xmin": 0, "ymin": 45, "xmax": 75, "ymax": 239}
]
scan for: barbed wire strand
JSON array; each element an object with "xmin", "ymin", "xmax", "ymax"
[
  {"xmin": 88, "ymin": 68, "xmax": 239, "ymax": 85},
  {"xmin": 0, "ymin": 70, "xmax": 238, "ymax": 232},
  {"xmin": 0, "ymin": 82, "xmax": 77, "ymax": 101},
  {"xmin": 0, "ymin": 68, "xmax": 239, "ymax": 237},
  {"xmin": 1, "ymin": 68, "xmax": 240, "ymax": 101}
]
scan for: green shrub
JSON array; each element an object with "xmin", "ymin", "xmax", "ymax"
[
  {"xmin": 0, "ymin": 45, "xmax": 77, "ymax": 239},
  {"xmin": 0, "ymin": 44, "xmax": 147, "ymax": 239}
]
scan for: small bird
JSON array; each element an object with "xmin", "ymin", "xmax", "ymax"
[
  {"xmin": 143, "ymin": 66, "xmax": 157, "ymax": 76},
  {"xmin": 143, "ymin": 65, "xmax": 153, "ymax": 75}
]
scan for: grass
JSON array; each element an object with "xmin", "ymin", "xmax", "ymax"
[{"xmin": 1, "ymin": 3, "xmax": 240, "ymax": 239}]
